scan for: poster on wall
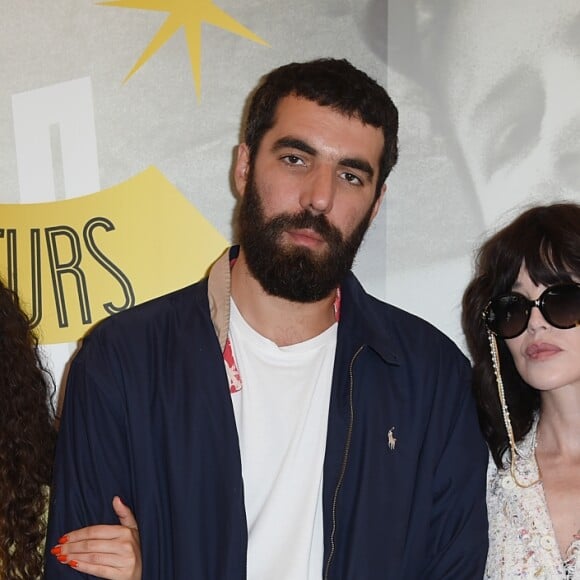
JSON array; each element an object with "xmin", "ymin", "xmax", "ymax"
[
  {"xmin": 2, "ymin": 0, "xmax": 579, "ymax": 393},
  {"xmin": 375, "ymin": 0, "xmax": 580, "ymax": 344}
]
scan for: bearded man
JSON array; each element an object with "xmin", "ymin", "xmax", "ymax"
[{"xmin": 45, "ymin": 58, "xmax": 488, "ymax": 579}]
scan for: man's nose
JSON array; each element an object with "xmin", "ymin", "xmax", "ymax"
[{"xmin": 300, "ymin": 166, "xmax": 335, "ymax": 215}]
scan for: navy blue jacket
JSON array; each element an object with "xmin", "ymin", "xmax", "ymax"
[{"xmin": 45, "ymin": 267, "xmax": 488, "ymax": 579}]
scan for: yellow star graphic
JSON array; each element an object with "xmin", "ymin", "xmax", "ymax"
[{"xmin": 99, "ymin": 0, "xmax": 269, "ymax": 99}]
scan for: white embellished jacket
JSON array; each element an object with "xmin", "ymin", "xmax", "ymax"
[{"xmin": 486, "ymin": 421, "xmax": 579, "ymax": 579}]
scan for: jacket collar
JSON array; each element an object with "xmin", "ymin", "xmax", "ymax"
[
  {"xmin": 207, "ymin": 246, "xmax": 236, "ymax": 352},
  {"xmin": 338, "ymin": 272, "xmax": 401, "ymax": 366},
  {"xmin": 207, "ymin": 245, "xmax": 401, "ymax": 366}
]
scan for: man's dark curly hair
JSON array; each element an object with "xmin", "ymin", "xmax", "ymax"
[
  {"xmin": 243, "ymin": 58, "xmax": 399, "ymax": 199},
  {"xmin": 0, "ymin": 279, "xmax": 56, "ymax": 578}
]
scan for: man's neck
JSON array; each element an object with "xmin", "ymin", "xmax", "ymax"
[{"xmin": 231, "ymin": 249, "xmax": 337, "ymax": 347}]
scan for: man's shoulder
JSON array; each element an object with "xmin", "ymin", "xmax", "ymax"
[
  {"xmin": 378, "ymin": 297, "xmax": 456, "ymax": 340},
  {"xmin": 87, "ymin": 278, "xmax": 210, "ymax": 343},
  {"xmin": 380, "ymin": 299, "xmax": 466, "ymax": 362},
  {"xmin": 346, "ymin": 275, "xmax": 466, "ymax": 362},
  {"xmin": 63, "ymin": 279, "xmax": 217, "ymax": 403}
]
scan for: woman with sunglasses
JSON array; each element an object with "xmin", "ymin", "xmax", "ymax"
[
  {"xmin": 0, "ymin": 278, "xmax": 141, "ymax": 579},
  {"xmin": 462, "ymin": 202, "xmax": 580, "ymax": 579}
]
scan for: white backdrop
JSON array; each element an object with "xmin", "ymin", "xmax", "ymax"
[{"xmin": 1, "ymin": 0, "xmax": 579, "ymax": 390}]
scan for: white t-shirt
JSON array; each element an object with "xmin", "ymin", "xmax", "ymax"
[{"xmin": 229, "ymin": 298, "xmax": 337, "ymax": 580}]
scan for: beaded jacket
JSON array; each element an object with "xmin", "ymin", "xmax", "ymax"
[{"xmin": 485, "ymin": 420, "xmax": 579, "ymax": 579}]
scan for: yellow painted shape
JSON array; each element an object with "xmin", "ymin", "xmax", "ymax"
[
  {"xmin": 0, "ymin": 166, "xmax": 228, "ymax": 344},
  {"xmin": 99, "ymin": 0, "xmax": 269, "ymax": 99}
]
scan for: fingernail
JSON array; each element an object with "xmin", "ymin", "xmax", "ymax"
[
  {"xmin": 58, "ymin": 534, "xmax": 69, "ymax": 544},
  {"xmin": 68, "ymin": 560, "xmax": 79, "ymax": 568},
  {"xmin": 50, "ymin": 545, "xmax": 62, "ymax": 555},
  {"xmin": 57, "ymin": 555, "xmax": 68, "ymax": 563}
]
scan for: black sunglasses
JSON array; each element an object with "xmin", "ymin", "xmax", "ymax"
[{"xmin": 483, "ymin": 283, "xmax": 580, "ymax": 339}]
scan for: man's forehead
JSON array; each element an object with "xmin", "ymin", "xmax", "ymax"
[
  {"xmin": 266, "ymin": 95, "xmax": 384, "ymax": 155},
  {"xmin": 271, "ymin": 94, "xmax": 364, "ymax": 125}
]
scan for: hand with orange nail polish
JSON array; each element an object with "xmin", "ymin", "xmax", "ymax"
[{"xmin": 52, "ymin": 496, "xmax": 141, "ymax": 580}]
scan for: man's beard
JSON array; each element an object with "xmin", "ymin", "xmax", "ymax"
[{"xmin": 237, "ymin": 173, "xmax": 374, "ymax": 303}]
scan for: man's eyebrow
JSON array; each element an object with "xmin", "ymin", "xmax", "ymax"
[
  {"xmin": 272, "ymin": 137, "xmax": 316, "ymax": 156},
  {"xmin": 340, "ymin": 157, "xmax": 375, "ymax": 181}
]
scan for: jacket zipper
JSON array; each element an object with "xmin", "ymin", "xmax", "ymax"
[{"xmin": 323, "ymin": 345, "xmax": 364, "ymax": 580}]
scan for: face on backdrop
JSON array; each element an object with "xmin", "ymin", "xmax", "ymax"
[
  {"xmin": 440, "ymin": 0, "xmax": 580, "ymax": 227},
  {"xmin": 234, "ymin": 95, "xmax": 385, "ymax": 302},
  {"xmin": 506, "ymin": 266, "xmax": 580, "ymax": 396}
]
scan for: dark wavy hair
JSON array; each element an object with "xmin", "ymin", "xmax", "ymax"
[
  {"xmin": 462, "ymin": 202, "xmax": 580, "ymax": 467},
  {"xmin": 243, "ymin": 58, "xmax": 399, "ymax": 199},
  {"xmin": 0, "ymin": 279, "xmax": 56, "ymax": 578}
]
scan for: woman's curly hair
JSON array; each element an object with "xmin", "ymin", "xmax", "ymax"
[{"xmin": 0, "ymin": 279, "xmax": 56, "ymax": 578}]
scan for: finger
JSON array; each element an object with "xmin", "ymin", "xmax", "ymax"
[
  {"xmin": 61, "ymin": 558, "xmax": 128, "ymax": 580},
  {"xmin": 54, "ymin": 547, "xmax": 136, "ymax": 570},
  {"xmin": 57, "ymin": 525, "xmax": 127, "ymax": 544},
  {"xmin": 55, "ymin": 550, "xmax": 141, "ymax": 580},
  {"xmin": 113, "ymin": 496, "xmax": 138, "ymax": 530},
  {"xmin": 54, "ymin": 536, "xmax": 134, "ymax": 557}
]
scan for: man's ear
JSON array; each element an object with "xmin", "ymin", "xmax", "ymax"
[
  {"xmin": 370, "ymin": 183, "xmax": 387, "ymax": 222},
  {"xmin": 234, "ymin": 143, "xmax": 251, "ymax": 197}
]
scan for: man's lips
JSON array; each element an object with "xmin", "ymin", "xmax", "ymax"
[
  {"xmin": 525, "ymin": 342, "xmax": 562, "ymax": 360},
  {"xmin": 286, "ymin": 228, "xmax": 326, "ymax": 246}
]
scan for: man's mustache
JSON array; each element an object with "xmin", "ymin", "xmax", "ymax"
[{"xmin": 267, "ymin": 210, "xmax": 343, "ymax": 242}]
